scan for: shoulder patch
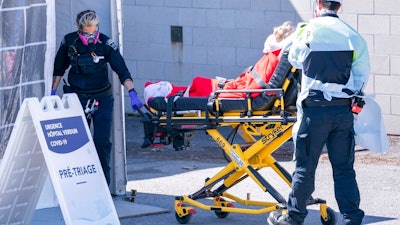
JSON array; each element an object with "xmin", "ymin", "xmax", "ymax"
[
  {"xmin": 296, "ymin": 22, "xmax": 309, "ymax": 37},
  {"xmin": 298, "ymin": 22, "xmax": 308, "ymax": 29},
  {"xmin": 106, "ymin": 39, "xmax": 118, "ymax": 50}
]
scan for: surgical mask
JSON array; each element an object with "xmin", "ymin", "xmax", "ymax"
[{"xmin": 78, "ymin": 30, "xmax": 100, "ymax": 45}]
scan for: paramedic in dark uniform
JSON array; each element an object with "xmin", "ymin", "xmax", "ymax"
[
  {"xmin": 51, "ymin": 9, "xmax": 143, "ymax": 185},
  {"xmin": 268, "ymin": 0, "xmax": 370, "ymax": 225}
]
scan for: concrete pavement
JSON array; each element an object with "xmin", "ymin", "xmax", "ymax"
[
  {"xmin": 121, "ymin": 158, "xmax": 400, "ymax": 225},
  {"xmin": 32, "ymin": 198, "xmax": 168, "ymax": 225},
  {"xmin": 31, "ymin": 115, "xmax": 400, "ymax": 225},
  {"xmin": 120, "ymin": 115, "xmax": 400, "ymax": 225}
]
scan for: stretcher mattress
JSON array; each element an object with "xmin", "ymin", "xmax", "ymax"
[
  {"xmin": 147, "ymin": 51, "xmax": 298, "ymax": 113},
  {"xmin": 147, "ymin": 93, "xmax": 277, "ymax": 113}
]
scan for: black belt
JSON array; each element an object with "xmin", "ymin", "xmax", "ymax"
[
  {"xmin": 74, "ymin": 84, "xmax": 112, "ymax": 100},
  {"xmin": 302, "ymin": 98, "xmax": 351, "ymax": 107}
]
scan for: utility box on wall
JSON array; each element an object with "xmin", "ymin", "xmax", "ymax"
[{"xmin": 171, "ymin": 26, "xmax": 183, "ymax": 43}]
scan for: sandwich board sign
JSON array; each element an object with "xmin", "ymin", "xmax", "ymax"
[{"xmin": 0, "ymin": 94, "xmax": 120, "ymax": 225}]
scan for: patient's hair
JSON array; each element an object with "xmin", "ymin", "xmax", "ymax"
[{"xmin": 273, "ymin": 21, "xmax": 295, "ymax": 42}]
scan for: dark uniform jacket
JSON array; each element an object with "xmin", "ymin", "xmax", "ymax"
[{"xmin": 53, "ymin": 31, "xmax": 132, "ymax": 94}]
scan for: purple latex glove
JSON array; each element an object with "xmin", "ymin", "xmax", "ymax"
[
  {"xmin": 129, "ymin": 89, "xmax": 143, "ymax": 112},
  {"xmin": 51, "ymin": 89, "xmax": 57, "ymax": 95}
]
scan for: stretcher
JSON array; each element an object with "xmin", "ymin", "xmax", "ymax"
[{"xmin": 139, "ymin": 52, "xmax": 336, "ymax": 225}]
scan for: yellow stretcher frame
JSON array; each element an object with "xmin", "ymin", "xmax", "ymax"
[
  {"xmin": 174, "ymin": 119, "xmax": 334, "ymax": 224},
  {"xmin": 143, "ymin": 73, "xmax": 336, "ymax": 225}
]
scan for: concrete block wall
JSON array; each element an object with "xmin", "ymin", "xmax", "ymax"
[
  {"xmin": 121, "ymin": 0, "xmax": 400, "ymax": 135},
  {"xmin": 347, "ymin": 0, "xmax": 400, "ymax": 135}
]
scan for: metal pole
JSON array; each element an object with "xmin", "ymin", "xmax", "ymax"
[{"xmin": 109, "ymin": 0, "xmax": 127, "ymax": 195}]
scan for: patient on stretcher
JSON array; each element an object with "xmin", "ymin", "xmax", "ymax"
[
  {"xmin": 144, "ymin": 21, "xmax": 295, "ymax": 104},
  {"xmin": 141, "ymin": 21, "xmax": 297, "ymax": 149}
]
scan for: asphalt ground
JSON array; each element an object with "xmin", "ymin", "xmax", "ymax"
[{"xmin": 121, "ymin": 115, "xmax": 400, "ymax": 225}]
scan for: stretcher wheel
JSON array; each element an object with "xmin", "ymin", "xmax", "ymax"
[
  {"xmin": 175, "ymin": 211, "xmax": 192, "ymax": 224},
  {"xmin": 214, "ymin": 210, "xmax": 230, "ymax": 218},
  {"xmin": 320, "ymin": 207, "xmax": 336, "ymax": 225}
]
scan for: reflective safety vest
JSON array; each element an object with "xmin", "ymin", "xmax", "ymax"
[{"xmin": 288, "ymin": 13, "xmax": 370, "ymax": 103}]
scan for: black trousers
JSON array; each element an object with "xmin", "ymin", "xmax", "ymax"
[
  {"xmin": 80, "ymin": 94, "xmax": 114, "ymax": 185},
  {"xmin": 288, "ymin": 104, "xmax": 364, "ymax": 225}
]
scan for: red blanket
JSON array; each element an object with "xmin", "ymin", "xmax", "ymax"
[{"xmin": 188, "ymin": 49, "xmax": 281, "ymax": 98}]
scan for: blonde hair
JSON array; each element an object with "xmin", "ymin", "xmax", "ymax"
[
  {"xmin": 273, "ymin": 21, "xmax": 295, "ymax": 42},
  {"xmin": 76, "ymin": 10, "xmax": 99, "ymax": 29}
]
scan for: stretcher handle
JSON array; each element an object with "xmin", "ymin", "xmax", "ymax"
[
  {"xmin": 133, "ymin": 106, "xmax": 155, "ymax": 122},
  {"xmin": 213, "ymin": 88, "xmax": 284, "ymax": 97},
  {"xmin": 133, "ymin": 105, "xmax": 146, "ymax": 117}
]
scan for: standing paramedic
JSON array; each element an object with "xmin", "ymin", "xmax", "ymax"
[
  {"xmin": 268, "ymin": 0, "xmax": 370, "ymax": 225},
  {"xmin": 51, "ymin": 9, "xmax": 143, "ymax": 185}
]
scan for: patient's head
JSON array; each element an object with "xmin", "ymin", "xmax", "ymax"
[
  {"xmin": 274, "ymin": 21, "xmax": 295, "ymax": 42},
  {"xmin": 263, "ymin": 21, "xmax": 295, "ymax": 53}
]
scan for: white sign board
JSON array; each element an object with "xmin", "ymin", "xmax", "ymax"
[{"xmin": 0, "ymin": 94, "xmax": 120, "ymax": 225}]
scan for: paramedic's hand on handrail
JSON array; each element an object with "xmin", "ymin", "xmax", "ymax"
[
  {"xmin": 51, "ymin": 89, "xmax": 57, "ymax": 96},
  {"xmin": 129, "ymin": 88, "xmax": 143, "ymax": 113}
]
